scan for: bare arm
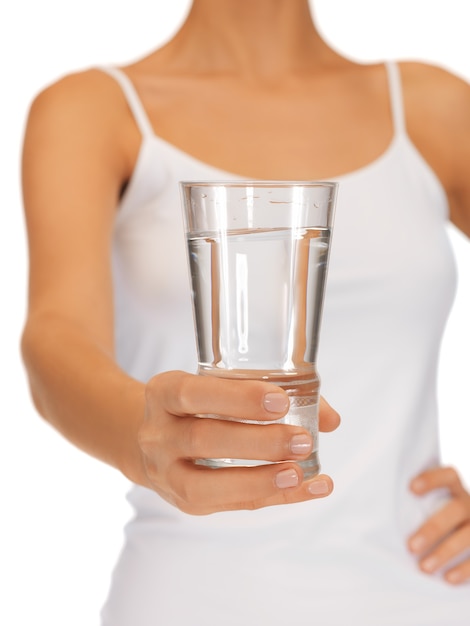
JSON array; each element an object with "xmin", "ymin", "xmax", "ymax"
[
  {"xmin": 21, "ymin": 70, "xmax": 339, "ymax": 513},
  {"xmin": 402, "ymin": 62, "xmax": 470, "ymax": 584},
  {"xmin": 403, "ymin": 62, "xmax": 470, "ymax": 236},
  {"xmin": 21, "ymin": 71, "xmax": 148, "ymax": 483}
]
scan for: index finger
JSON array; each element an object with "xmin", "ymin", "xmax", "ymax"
[
  {"xmin": 150, "ymin": 371, "xmax": 290, "ymax": 421},
  {"xmin": 410, "ymin": 466, "xmax": 466, "ymax": 497},
  {"xmin": 149, "ymin": 371, "xmax": 341, "ymax": 432}
]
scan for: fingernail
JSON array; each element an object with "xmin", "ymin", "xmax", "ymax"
[
  {"xmin": 421, "ymin": 556, "xmax": 439, "ymax": 573},
  {"xmin": 275, "ymin": 468, "xmax": 299, "ymax": 489},
  {"xmin": 409, "ymin": 534, "xmax": 427, "ymax": 553},
  {"xmin": 411, "ymin": 478, "xmax": 426, "ymax": 493},
  {"xmin": 290, "ymin": 434, "xmax": 313, "ymax": 455},
  {"xmin": 308, "ymin": 479, "xmax": 330, "ymax": 496},
  {"xmin": 446, "ymin": 570, "xmax": 463, "ymax": 584},
  {"xmin": 263, "ymin": 393, "xmax": 289, "ymax": 414}
]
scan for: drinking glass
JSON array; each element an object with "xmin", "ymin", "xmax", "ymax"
[{"xmin": 181, "ymin": 181, "xmax": 337, "ymax": 478}]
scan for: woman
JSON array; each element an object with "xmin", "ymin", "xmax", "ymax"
[{"xmin": 21, "ymin": 0, "xmax": 470, "ymax": 623}]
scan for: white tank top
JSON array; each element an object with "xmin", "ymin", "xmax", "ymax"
[{"xmin": 101, "ymin": 64, "xmax": 470, "ymax": 625}]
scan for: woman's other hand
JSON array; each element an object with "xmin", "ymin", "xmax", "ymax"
[
  {"xmin": 408, "ymin": 466, "xmax": 470, "ymax": 584},
  {"xmin": 139, "ymin": 371, "xmax": 340, "ymax": 515}
]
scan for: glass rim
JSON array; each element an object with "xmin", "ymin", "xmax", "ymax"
[{"xmin": 179, "ymin": 180, "xmax": 338, "ymax": 189}]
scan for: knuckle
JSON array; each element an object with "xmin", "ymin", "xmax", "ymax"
[
  {"xmin": 138, "ymin": 406, "xmax": 167, "ymax": 452},
  {"xmin": 446, "ymin": 465, "xmax": 461, "ymax": 485},
  {"xmin": 146, "ymin": 370, "xmax": 191, "ymax": 412},
  {"xmin": 144, "ymin": 376, "xmax": 158, "ymax": 407},
  {"xmin": 174, "ymin": 373, "xmax": 195, "ymax": 415},
  {"xmin": 144, "ymin": 371, "xmax": 175, "ymax": 409}
]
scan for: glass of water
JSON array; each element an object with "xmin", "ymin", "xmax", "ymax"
[{"xmin": 180, "ymin": 181, "xmax": 338, "ymax": 478}]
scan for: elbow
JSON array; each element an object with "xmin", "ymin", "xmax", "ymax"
[{"xmin": 20, "ymin": 323, "xmax": 48, "ymax": 420}]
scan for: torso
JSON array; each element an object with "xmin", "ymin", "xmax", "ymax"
[{"xmin": 102, "ymin": 58, "xmax": 470, "ymax": 624}]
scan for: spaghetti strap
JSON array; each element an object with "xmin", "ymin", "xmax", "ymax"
[
  {"xmin": 385, "ymin": 61, "xmax": 406, "ymax": 136},
  {"xmin": 98, "ymin": 66, "xmax": 154, "ymax": 138}
]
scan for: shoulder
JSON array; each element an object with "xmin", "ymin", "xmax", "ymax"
[
  {"xmin": 399, "ymin": 61, "xmax": 470, "ymax": 230},
  {"xmin": 399, "ymin": 62, "xmax": 470, "ymax": 178},
  {"xmin": 27, "ymin": 68, "xmax": 128, "ymax": 135},
  {"xmin": 400, "ymin": 61, "xmax": 470, "ymax": 118},
  {"xmin": 24, "ymin": 68, "xmax": 139, "ymax": 185},
  {"xmin": 399, "ymin": 61, "xmax": 470, "ymax": 143}
]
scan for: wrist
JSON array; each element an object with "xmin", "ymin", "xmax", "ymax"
[{"xmin": 115, "ymin": 378, "xmax": 152, "ymax": 488}]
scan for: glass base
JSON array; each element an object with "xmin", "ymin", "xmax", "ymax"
[{"xmin": 195, "ymin": 450, "xmax": 320, "ymax": 480}]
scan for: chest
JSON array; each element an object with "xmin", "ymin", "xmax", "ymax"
[
  {"xmin": 114, "ymin": 136, "xmax": 454, "ymax": 330},
  {"xmin": 130, "ymin": 71, "xmax": 393, "ymax": 180}
]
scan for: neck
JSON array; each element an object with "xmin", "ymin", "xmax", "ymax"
[{"xmin": 159, "ymin": 0, "xmax": 334, "ymax": 81}]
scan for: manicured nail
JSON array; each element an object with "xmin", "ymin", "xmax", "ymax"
[
  {"xmin": 411, "ymin": 478, "xmax": 426, "ymax": 493},
  {"xmin": 421, "ymin": 556, "xmax": 439, "ymax": 573},
  {"xmin": 263, "ymin": 393, "xmax": 289, "ymax": 413},
  {"xmin": 275, "ymin": 468, "xmax": 299, "ymax": 489},
  {"xmin": 290, "ymin": 434, "xmax": 313, "ymax": 455},
  {"xmin": 308, "ymin": 480, "xmax": 330, "ymax": 496},
  {"xmin": 409, "ymin": 534, "xmax": 427, "ymax": 553},
  {"xmin": 446, "ymin": 570, "xmax": 463, "ymax": 584}
]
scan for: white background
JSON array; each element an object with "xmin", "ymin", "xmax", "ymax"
[{"xmin": 1, "ymin": 1, "xmax": 469, "ymax": 624}]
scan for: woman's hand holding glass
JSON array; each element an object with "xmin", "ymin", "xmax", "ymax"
[{"xmin": 138, "ymin": 371, "xmax": 340, "ymax": 515}]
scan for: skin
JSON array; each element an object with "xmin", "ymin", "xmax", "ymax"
[{"xmin": 21, "ymin": 0, "xmax": 470, "ymax": 580}]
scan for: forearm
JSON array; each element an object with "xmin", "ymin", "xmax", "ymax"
[{"xmin": 21, "ymin": 313, "xmax": 149, "ymax": 487}]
